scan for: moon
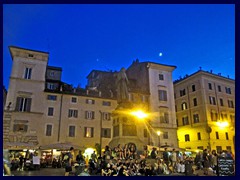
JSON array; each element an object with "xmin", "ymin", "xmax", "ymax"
[{"xmin": 159, "ymin": 52, "xmax": 163, "ymax": 57}]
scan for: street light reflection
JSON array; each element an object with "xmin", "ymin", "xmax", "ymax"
[
  {"xmin": 216, "ymin": 121, "xmax": 229, "ymax": 128},
  {"xmin": 130, "ymin": 110, "xmax": 148, "ymax": 119}
]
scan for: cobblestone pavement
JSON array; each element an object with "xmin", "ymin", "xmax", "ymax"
[{"xmin": 11, "ymin": 166, "xmax": 217, "ymax": 176}]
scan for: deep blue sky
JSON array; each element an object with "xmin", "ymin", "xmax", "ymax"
[{"xmin": 3, "ymin": 4, "xmax": 235, "ymax": 89}]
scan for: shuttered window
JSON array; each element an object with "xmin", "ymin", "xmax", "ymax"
[
  {"xmin": 69, "ymin": 126, "xmax": 75, "ymax": 137},
  {"xmin": 46, "ymin": 124, "xmax": 52, "ymax": 136},
  {"xmin": 15, "ymin": 97, "xmax": 32, "ymax": 112},
  {"xmin": 13, "ymin": 124, "xmax": 28, "ymax": 132},
  {"xmin": 84, "ymin": 127, "xmax": 94, "ymax": 137}
]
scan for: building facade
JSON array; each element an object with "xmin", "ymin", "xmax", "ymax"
[
  {"xmin": 3, "ymin": 46, "xmax": 178, "ymax": 153},
  {"xmin": 3, "ymin": 46, "xmax": 118, "ymax": 152},
  {"xmin": 174, "ymin": 70, "xmax": 235, "ymax": 154}
]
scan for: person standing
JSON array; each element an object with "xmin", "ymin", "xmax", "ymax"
[
  {"xmin": 202, "ymin": 149, "xmax": 209, "ymax": 175},
  {"xmin": 64, "ymin": 147, "xmax": 74, "ymax": 176},
  {"xmin": 162, "ymin": 148, "xmax": 169, "ymax": 168},
  {"xmin": 91, "ymin": 151, "xmax": 97, "ymax": 163},
  {"xmin": 171, "ymin": 149, "xmax": 177, "ymax": 172}
]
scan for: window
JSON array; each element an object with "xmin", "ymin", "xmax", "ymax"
[
  {"xmin": 230, "ymin": 115, "xmax": 235, "ymax": 122},
  {"xmin": 193, "ymin": 114, "xmax": 199, "ymax": 123},
  {"xmin": 219, "ymin": 98, "xmax": 224, "ymax": 106},
  {"xmin": 228, "ymin": 100, "xmax": 234, "ymax": 108},
  {"xmin": 86, "ymin": 99, "xmax": 95, "ymax": 104},
  {"xmin": 113, "ymin": 125, "xmax": 119, "ymax": 137},
  {"xmin": 185, "ymin": 134, "xmax": 190, "ymax": 142},
  {"xmin": 197, "ymin": 146, "xmax": 203, "ymax": 150},
  {"xmin": 216, "ymin": 146, "xmax": 222, "ymax": 154},
  {"xmin": 225, "ymin": 132, "xmax": 229, "ymax": 140},
  {"xmin": 163, "ymin": 132, "xmax": 168, "ymax": 139},
  {"xmin": 208, "ymin": 83, "xmax": 212, "ymax": 90},
  {"xmin": 69, "ymin": 126, "xmax": 75, "ymax": 137},
  {"xmin": 85, "ymin": 111, "xmax": 95, "ymax": 119},
  {"xmin": 209, "ymin": 96, "xmax": 216, "ymax": 105},
  {"xmin": 211, "ymin": 111, "xmax": 218, "ymax": 121},
  {"xmin": 28, "ymin": 54, "xmax": 34, "ymax": 57},
  {"xmin": 103, "ymin": 112, "xmax": 111, "ymax": 121},
  {"xmin": 102, "ymin": 101, "xmax": 111, "ymax": 106},
  {"xmin": 181, "ymin": 102, "xmax": 187, "ymax": 110},
  {"xmin": 226, "ymin": 146, "xmax": 231, "ymax": 152},
  {"xmin": 102, "ymin": 128, "xmax": 111, "ymax": 138},
  {"xmin": 84, "ymin": 127, "xmax": 94, "ymax": 137},
  {"xmin": 192, "ymin": 85, "xmax": 196, "ymax": 92},
  {"xmin": 47, "ymin": 95, "xmax": 57, "ymax": 101},
  {"xmin": 182, "ymin": 116, "xmax": 189, "ymax": 125},
  {"xmin": 71, "ymin": 97, "xmax": 77, "ymax": 103},
  {"xmin": 24, "ymin": 67, "xmax": 32, "ymax": 79},
  {"xmin": 50, "ymin": 71, "xmax": 55, "ymax": 76},
  {"xmin": 160, "ymin": 112, "xmax": 169, "ymax": 124},
  {"xmin": 68, "ymin": 109, "xmax": 78, "ymax": 118},
  {"xmin": 47, "ymin": 83, "xmax": 55, "ymax": 90},
  {"xmin": 193, "ymin": 98, "xmax": 197, "ymax": 106},
  {"xmin": 48, "ymin": 107, "xmax": 54, "ymax": 116},
  {"xmin": 225, "ymin": 87, "xmax": 231, "ymax": 94},
  {"xmin": 197, "ymin": 132, "xmax": 201, "ymax": 140},
  {"xmin": 158, "ymin": 90, "xmax": 167, "ymax": 101},
  {"xmin": 13, "ymin": 124, "xmax": 28, "ymax": 132},
  {"xmin": 159, "ymin": 74, "xmax": 164, "ymax": 80},
  {"xmin": 218, "ymin": 85, "xmax": 221, "ymax": 92},
  {"xmin": 180, "ymin": 89, "xmax": 186, "ymax": 96},
  {"xmin": 15, "ymin": 97, "xmax": 32, "ymax": 112},
  {"xmin": 216, "ymin": 132, "xmax": 219, "ymax": 139},
  {"xmin": 46, "ymin": 124, "xmax": 52, "ymax": 136}
]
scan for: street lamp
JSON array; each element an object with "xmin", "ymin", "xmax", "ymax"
[
  {"xmin": 99, "ymin": 110, "xmax": 103, "ymax": 158},
  {"xmin": 130, "ymin": 110, "xmax": 151, "ymax": 145},
  {"xmin": 157, "ymin": 131, "xmax": 161, "ymax": 148}
]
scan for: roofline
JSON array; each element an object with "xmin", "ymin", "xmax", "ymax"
[
  {"xmin": 86, "ymin": 69, "xmax": 115, "ymax": 78},
  {"xmin": 145, "ymin": 61, "xmax": 177, "ymax": 69},
  {"xmin": 47, "ymin": 66, "xmax": 63, "ymax": 71},
  {"xmin": 9, "ymin": 46, "xmax": 49, "ymax": 54},
  {"xmin": 174, "ymin": 70, "xmax": 235, "ymax": 84}
]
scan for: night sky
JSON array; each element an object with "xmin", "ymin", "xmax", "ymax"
[{"xmin": 3, "ymin": 4, "xmax": 235, "ymax": 89}]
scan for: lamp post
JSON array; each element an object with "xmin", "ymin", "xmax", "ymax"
[{"xmin": 99, "ymin": 110, "xmax": 103, "ymax": 158}]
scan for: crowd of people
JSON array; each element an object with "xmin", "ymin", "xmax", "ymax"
[
  {"xmin": 65, "ymin": 144, "xmax": 235, "ymax": 176},
  {"xmin": 4, "ymin": 143, "xmax": 235, "ymax": 176}
]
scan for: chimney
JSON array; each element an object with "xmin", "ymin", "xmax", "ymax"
[{"xmin": 99, "ymin": 91, "xmax": 102, "ymax": 97}]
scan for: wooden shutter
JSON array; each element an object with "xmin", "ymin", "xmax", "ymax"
[
  {"xmin": 26, "ymin": 98, "xmax": 32, "ymax": 112},
  {"xmin": 91, "ymin": 127, "xmax": 94, "ymax": 137},
  {"xmin": 15, "ymin": 97, "xmax": 21, "ymax": 111}
]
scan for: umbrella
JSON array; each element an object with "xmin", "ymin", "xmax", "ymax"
[{"xmin": 39, "ymin": 142, "xmax": 82, "ymax": 150}]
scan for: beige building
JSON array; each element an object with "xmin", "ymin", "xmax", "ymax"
[
  {"xmin": 174, "ymin": 70, "xmax": 235, "ymax": 154},
  {"xmin": 3, "ymin": 46, "xmax": 117, "ymax": 152},
  {"xmin": 125, "ymin": 60, "xmax": 178, "ymax": 148},
  {"xmin": 3, "ymin": 46, "xmax": 178, "ymax": 153}
]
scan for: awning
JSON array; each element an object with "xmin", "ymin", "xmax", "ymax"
[
  {"xmin": 39, "ymin": 142, "xmax": 83, "ymax": 150},
  {"xmin": 4, "ymin": 142, "xmax": 39, "ymax": 150}
]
